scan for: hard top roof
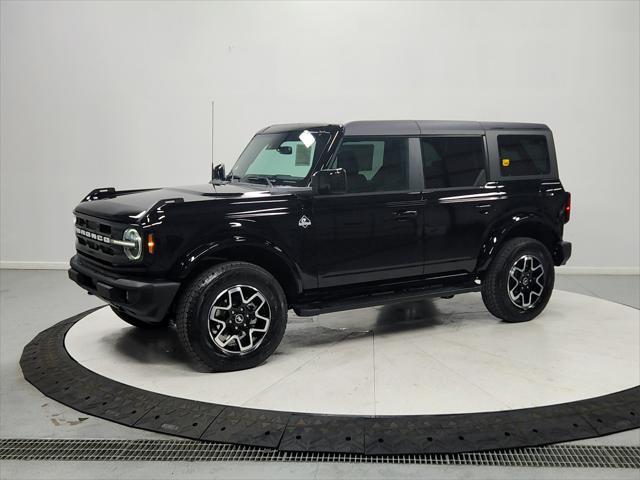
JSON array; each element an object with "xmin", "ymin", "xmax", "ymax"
[
  {"xmin": 258, "ymin": 120, "xmax": 550, "ymax": 136},
  {"xmin": 344, "ymin": 120, "xmax": 549, "ymax": 135}
]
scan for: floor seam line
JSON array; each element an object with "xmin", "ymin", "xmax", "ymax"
[
  {"xmin": 239, "ymin": 330, "xmax": 364, "ymax": 407},
  {"xmin": 372, "ymin": 329, "xmax": 377, "ymax": 417},
  {"xmin": 407, "ymin": 337, "xmax": 514, "ymax": 411}
]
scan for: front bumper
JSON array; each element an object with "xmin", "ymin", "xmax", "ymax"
[
  {"xmin": 553, "ymin": 241, "xmax": 572, "ymax": 266},
  {"xmin": 68, "ymin": 255, "xmax": 180, "ymax": 323}
]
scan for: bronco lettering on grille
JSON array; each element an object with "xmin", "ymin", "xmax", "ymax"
[{"xmin": 76, "ymin": 227, "xmax": 111, "ymax": 244}]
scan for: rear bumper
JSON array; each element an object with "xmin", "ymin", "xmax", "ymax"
[
  {"xmin": 68, "ymin": 255, "xmax": 180, "ymax": 323},
  {"xmin": 553, "ymin": 241, "xmax": 572, "ymax": 266}
]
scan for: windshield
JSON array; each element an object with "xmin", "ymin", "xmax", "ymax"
[{"xmin": 228, "ymin": 130, "xmax": 331, "ymax": 187}]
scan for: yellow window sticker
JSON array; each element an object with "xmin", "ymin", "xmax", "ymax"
[{"xmin": 502, "ymin": 158, "xmax": 510, "ymax": 167}]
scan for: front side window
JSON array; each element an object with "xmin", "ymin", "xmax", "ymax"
[
  {"xmin": 421, "ymin": 137, "xmax": 486, "ymax": 188},
  {"xmin": 230, "ymin": 130, "xmax": 331, "ymax": 186},
  {"xmin": 498, "ymin": 135, "xmax": 550, "ymax": 177},
  {"xmin": 332, "ymin": 137, "xmax": 410, "ymax": 193}
]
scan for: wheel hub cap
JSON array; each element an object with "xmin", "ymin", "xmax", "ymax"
[
  {"xmin": 507, "ymin": 254, "xmax": 545, "ymax": 310},
  {"xmin": 208, "ymin": 285, "xmax": 271, "ymax": 355}
]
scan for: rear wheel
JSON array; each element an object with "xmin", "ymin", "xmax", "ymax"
[
  {"xmin": 110, "ymin": 306, "xmax": 169, "ymax": 329},
  {"xmin": 481, "ymin": 237, "xmax": 554, "ymax": 323},
  {"xmin": 175, "ymin": 262, "xmax": 287, "ymax": 372}
]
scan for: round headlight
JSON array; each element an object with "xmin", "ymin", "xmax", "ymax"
[{"xmin": 123, "ymin": 228, "xmax": 142, "ymax": 260}]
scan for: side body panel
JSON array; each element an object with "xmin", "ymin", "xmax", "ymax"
[
  {"xmin": 422, "ymin": 127, "xmax": 565, "ymax": 276},
  {"xmin": 423, "ymin": 185, "xmax": 507, "ymax": 275},
  {"xmin": 312, "ymin": 191, "xmax": 424, "ymax": 287},
  {"xmin": 163, "ymin": 194, "xmax": 315, "ymax": 291},
  {"xmin": 476, "ymin": 129, "xmax": 566, "ymax": 271}
]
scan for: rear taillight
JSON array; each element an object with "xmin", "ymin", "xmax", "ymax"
[{"xmin": 563, "ymin": 192, "xmax": 571, "ymax": 223}]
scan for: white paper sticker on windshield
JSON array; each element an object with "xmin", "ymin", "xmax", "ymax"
[{"xmin": 299, "ymin": 130, "xmax": 316, "ymax": 148}]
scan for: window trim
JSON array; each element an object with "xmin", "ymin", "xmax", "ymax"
[
  {"xmin": 497, "ymin": 134, "xmax": 551, "ymax": 178},
  {"xmin": 485, "ymin": 130, "xmax": 558, "ymax": 181},
  {"xmin": 418, "ymin": 134, "xmax": 489, "ymax": 193}
]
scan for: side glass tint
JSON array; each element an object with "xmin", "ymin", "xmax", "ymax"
[
  {"xmin": 420, "ymin": 137, "xmax": 486, "ymax": 188},
  {"xmin": 498, "ymin": 135, "xmax": 550, "ymax": 177},
  {"xmin": 332, "ymin": 137, "xmax": 410, "ymax": 193}
]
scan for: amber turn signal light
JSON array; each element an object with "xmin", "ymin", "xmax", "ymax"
[{"xmin": 147, "ymin": 234, "xmax": 155, "ymax": 254}]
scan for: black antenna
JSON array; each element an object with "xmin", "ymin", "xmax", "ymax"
[{"xmin": 211, "ymin": 100, "xmax": 219, "ymax": 183}]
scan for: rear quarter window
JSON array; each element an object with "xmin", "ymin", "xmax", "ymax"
[{"xmin": 498, "ymin": 135, "xmax": 550, "ymax": 177}]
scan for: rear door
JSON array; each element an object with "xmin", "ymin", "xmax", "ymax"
[
  {"xmin": 313, "ymin": 136, "xmax": 424, "ymax": 287},
  {"xmin": 421, "ymin": 135, "xmax": 503, "ymax": 275}
]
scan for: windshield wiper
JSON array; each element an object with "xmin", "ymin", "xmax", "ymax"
[
  {"xmin": 241, "ymin": 175, "xmax": 302, "ymax": 187},
  {"xmin": 244, "ymin": 175, "xmax": 275, "ymax": 188},
  {"xmin": 263, "ymin": 175, "xmax": 300, "ymax": 185}
]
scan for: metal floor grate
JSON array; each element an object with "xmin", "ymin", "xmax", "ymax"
[{"xmin": 1, "ymin": 439, "xmax": 638, "ymax": 468}]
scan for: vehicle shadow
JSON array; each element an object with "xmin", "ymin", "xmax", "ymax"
[
  {"xmin": 106, "ymin": 298, "xmax": 451, "ymax": 371},
  {"xmin": 374, "ymin": 298, "xmax": 443, "ymax": 332},
  {"xmin": 107, "ymin": 326, "xmax": 201, "ymax": 369}
]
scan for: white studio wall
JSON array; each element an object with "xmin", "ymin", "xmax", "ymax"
[{"xmin": 1, "ymin": 0, "xmax": 638, "ymax": 272}]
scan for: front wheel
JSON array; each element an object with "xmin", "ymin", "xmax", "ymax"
[
  {"xmin": 175, "ymin": 262, "xmax": 287, "ymax": 372},
  {"xmin": 481, "ymin": 237, "xmax": 555, "ymax": 323}
]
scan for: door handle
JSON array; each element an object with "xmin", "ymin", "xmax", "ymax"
[
  {"xmin": 539, "ymin": 182, "xmax": 562, "ymax": 197},
  {"xmin": 393, "ymin": 209, "xmax": 418, "ymax": 219},
  {"xmin": 475, "ymin": 204, "xmax": 493, "ymax": 215},
  {"xmin": 539, "ymin": 189, "xmax": 560, "ymax": 197}
]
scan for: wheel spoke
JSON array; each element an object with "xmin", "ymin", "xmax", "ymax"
[
  {"xmin": 507, "ymin": 254, "xmax": 545, "ymax": 310},
  {"xmin": 207, "ymin": 284, "xmax": 271, "ymax": 356},
  {"xmin": 236, "ymin": 331, "xmax": 253, "ymax": 352},
  {"xmin": 522, "ymin": 290, "xmax": 532, "ymax": 308}
]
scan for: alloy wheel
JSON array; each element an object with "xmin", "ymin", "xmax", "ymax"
[
  {"xmin": 208, "ymin": 285, "xmax": 271, "ymax": 355},
  {"xmin": 507, "ymin": 255, "xmax": 545, "ymax": 310}
]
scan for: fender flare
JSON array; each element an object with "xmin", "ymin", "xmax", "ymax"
[
  {"xmin": 172, "ymin": 235, "xmax": 304, "ymax": 296},
  {"xmin": 476, "ymin": 213, "xmax": 561, "ymax": 273}
]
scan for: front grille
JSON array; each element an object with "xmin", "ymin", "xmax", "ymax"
[
  {"xmin": 74, "ymin": 214, "xmax": 127, "ymax": 267},
  {"xmin": 75, "ymin": 217, "xmax": 112, "ymax": 235},
  {"xmin": 0, "ymin": 439, "xmax": 637, "ymax": 467},
  {"xmin": 77, "ymin": 237, "xmax": 115, "ymax": 256}
]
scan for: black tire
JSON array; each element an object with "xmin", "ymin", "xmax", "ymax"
[
  {"xmin": 481, "ymin": 237, "xmax": 555, "ymax": 323},
  {"xmin": 175, "ymin": 261, "xmax": 287, "ymax": 372},
  {"xmin": 110, "ymin": 306, "xmax": 170, "ymax": 329}
]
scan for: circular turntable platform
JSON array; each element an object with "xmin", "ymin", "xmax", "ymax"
[
  {"xmin": 65, "ymin": 290, "xmax": 639, "ymax": 416},
  {"xmin": 21, "ymin": 289, "xmax": 640, "ymax": 454}
]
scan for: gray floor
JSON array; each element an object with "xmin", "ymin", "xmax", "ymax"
[{"xmin": 0, "ymin": 270, "xmax": 638, "ymax": 479}]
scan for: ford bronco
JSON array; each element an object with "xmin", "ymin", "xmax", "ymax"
[{"xmin": 69, "ymin": 120, "xmax": 572, "ymax": 371}]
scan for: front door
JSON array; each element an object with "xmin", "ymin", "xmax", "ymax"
[{"xmin": 313, "ymin": 136, "xmax": 424, "ymax": 288}]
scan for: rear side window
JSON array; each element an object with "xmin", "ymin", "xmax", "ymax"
[
  {"xmin": 498, "ymin": 135, "xmax": 550, "ymax": 177},
  {"xmin": 333, "ymin": 137, "xmax": 410, "ymax": 193},
  {"xmin": 420, "ymin": 137, "xmax": 486, "ymax": 188}
]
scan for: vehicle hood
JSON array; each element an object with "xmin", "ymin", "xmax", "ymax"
[{"xmin": 74, "ymin": 183, "xmax": 272, "ymax": 223}]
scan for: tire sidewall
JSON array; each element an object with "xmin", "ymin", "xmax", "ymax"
[
  {"xmin": 186, "ymin": 265, "xmax": 287, "ymax": 371},
  {"xmin": 494, "ymin": 240, "xmax": 555, "ymax": 322}
]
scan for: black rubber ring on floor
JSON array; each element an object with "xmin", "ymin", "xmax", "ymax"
[{"xmin": 20, "ymin": 308, "xmax": 640, "ymax": 455}]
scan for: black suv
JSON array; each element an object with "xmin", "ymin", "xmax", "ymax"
[{"xmin": 69, "ymin": 120, "xmax": 572, "ymax": 371}]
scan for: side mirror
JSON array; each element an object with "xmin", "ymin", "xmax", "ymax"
[
  {"xmin": 312, "ymin": 168, "xmax": 347, "ymax": 195},
  {"xmin": 212, "ymin": 163, "xmax": 226, "ymax": 182}
]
